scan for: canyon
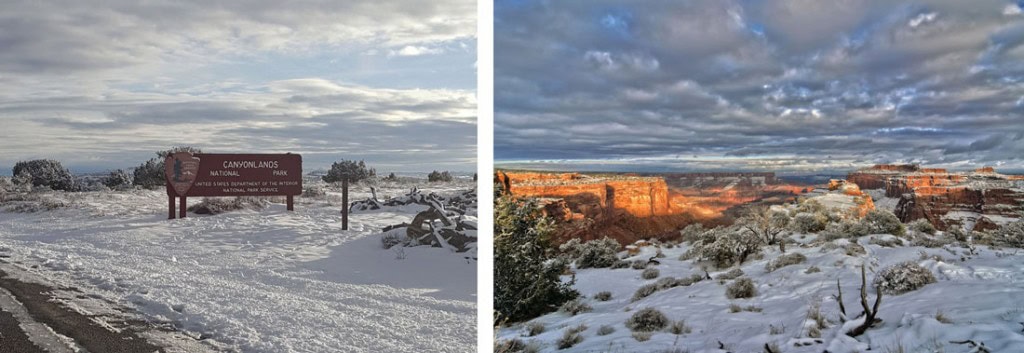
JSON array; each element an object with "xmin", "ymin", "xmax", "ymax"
[
  {"xmin": 847, "ymin": 165, "xmax": 1024, "ymax": 231},
  {"xmin": 495, "ymin": 170, "xmax": 809, "ymax": 243}
]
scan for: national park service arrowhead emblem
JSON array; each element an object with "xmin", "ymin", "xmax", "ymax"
[{"xmin": 165, "ymin": 152, "xmax": 201, "ymax": 196}]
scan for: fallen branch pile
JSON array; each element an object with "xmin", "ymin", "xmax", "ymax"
[
  {"xmin": 377, "ymin": 188, "xmax": 478, "ymax": 253},
  {"xmin": 351, "ymin": 187, "xmax": 476, "ymax": 216}
]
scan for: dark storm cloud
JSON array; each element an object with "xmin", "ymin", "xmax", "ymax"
[{"xmin": 495, "ymin": 0, "xmax": 1024, "ymax": 172}]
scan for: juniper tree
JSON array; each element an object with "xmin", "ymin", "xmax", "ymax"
[{"xmin": 494, "ymin": 194, "xmax": 577, "ymax": 323}]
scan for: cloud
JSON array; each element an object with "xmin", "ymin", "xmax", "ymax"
[
  {"xmin": 0, "ymin": 0, "xmax": 476, "ymax": 173},
  {"xmin": 390, "ymin": 46, "xmax": 445, "ymax": 57},
  {"xmin": 495, "ymin": 0, "xmax": 1024, "ymax": 172},
  {"xmin": 1004, "ymin": 3, "xmax": 1023, "ymax": 15}
]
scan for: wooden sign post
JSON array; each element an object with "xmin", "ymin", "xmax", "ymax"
[
  {"xmin": 341, "ymin": 177, "xmax": 349, "ymax": 230},
  {"xmin": 165, "ymin": 153, "xmax": 303, "ymax": 219}
]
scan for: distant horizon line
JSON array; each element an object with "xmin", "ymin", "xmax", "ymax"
[
  {"xmin": 0, "ymin": 168, "xmax": 478, "ymax": 177},
  {"xmin": 493, "ymin": 164, "xmax": 1024, "ymax": 176}
]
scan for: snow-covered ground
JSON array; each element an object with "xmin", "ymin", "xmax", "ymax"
[
  {"xmin": 0, "ymin": 180, "xmax": 477, "ymax": 352},
  {"xmin": 498, "ymin": 233, "xmax": 1024, "ymax": 353}
]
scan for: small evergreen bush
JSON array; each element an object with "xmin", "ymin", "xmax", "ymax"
[
  {"xmin": 427, "ymin": 170, "xmax": 454, "ymax": 182},
  {"xmin": 323, "ymin": 160, "xmax": 376, "ymax": 183},
  {"xmin": 12, "ymin": 160, "xmax": 75, "ymax": 191}
]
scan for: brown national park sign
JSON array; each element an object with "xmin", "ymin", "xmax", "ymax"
[{"xmin": 165, "ymin": 152, "xmax": 302, "ymax": 219}]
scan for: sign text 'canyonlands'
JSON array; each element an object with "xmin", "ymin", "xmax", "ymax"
[{"xmin": 165, "ymin": 152, "xmax": 302, "ymax": 218}]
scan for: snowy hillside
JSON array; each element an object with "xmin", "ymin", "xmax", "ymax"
[
  {"xmin": 0, "ymin": 180, "xmax": 477, "ymax": 352},
  {"xmin": 497, "ymin": 233, "xmax": 1024, "ymax": 353}
]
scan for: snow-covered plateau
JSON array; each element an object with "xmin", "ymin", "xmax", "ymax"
[
  {"xmin": 497, "ymin": 233, "xmax": 1024, "ymax": 353},
  {"xmin": 0, "ymin": 180, "xmax": 477, "ymax": 352}
]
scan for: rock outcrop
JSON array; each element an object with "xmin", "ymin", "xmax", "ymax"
[
  {"xmin": 803, "ymin": 179, "xmax": 876, "ymax": 217},
  {"xmin": 496, "ymin": 172, "xmax": 671, "ymax": 218},
  {"xmin": 847, "ymin": 165, "xmax": 1024, "ymax": 231}
]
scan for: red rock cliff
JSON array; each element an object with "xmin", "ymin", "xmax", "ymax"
[
  {"xmin": 847, "ymin": 164, "xmax": 920, "ymax": 190},
  {"xmin": 496, "ymin": 171, "xmax": 673, "ymax": 218},
  {"xmin": 846, "ymin": 166, "xmax": 1024, "ymax": 231}
]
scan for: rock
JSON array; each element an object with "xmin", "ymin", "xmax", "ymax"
[
  {"xmin": 848, "ymin": 165, "xmax": 1024, "ymax": 231},
  {"xmin": 496, "ymin": 172, "xmax": 672, "ymax": 218}
]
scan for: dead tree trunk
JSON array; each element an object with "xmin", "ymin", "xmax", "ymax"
[{"xmin": 837, "ymin": 263, "xmax": 883, "ymax": 337}]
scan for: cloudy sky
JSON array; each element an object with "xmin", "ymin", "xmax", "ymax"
[
  {"xmin": 495, "ymin": 0, "xmax": 1024, "ymax": 173},
  {"xmin": 0, "ymin": 0, "xmax": 476, "ymax": 174}
]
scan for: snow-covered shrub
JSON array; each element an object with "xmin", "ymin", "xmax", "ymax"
[
  {"xmin": 731, "ymin": 304, "xmax": 762, "ymax": 313},
  {"xmin": 323, "ymin": 160, "xmax": 376, "ymax": 183},
  {"xmin": 868, "ymin": 236, "xmax": 904, "ymax": 248},
  {"xmin": 717, "ymin": 268, "xmax": 744, "ymax": 280},
  {"xmin": 494, "ymin": 338, "xmax": 526, "ymax": 353},
  {"xmin": 526, "ymin": 322, "xmax": 545, "ymax": 336},
  {"xmin": 132, "ymin": 158, "xmax": 164, "ymax": 189},
  {"xmin": 795, "ymin": 199, "xmax": 827, "ymax": 215},
  {"xmin": 654, "ymin": 277, "xmax": 678, "ymax": 289},
  {"xmin": 596, "ymin": 325, "xmax": 615, "ymax": 336},
  {"xmin": 380, "ymin": 230, "xmax": 408, "ymax": 249},
  {"xmin": 0, "ymin": 193, "xmax": 69, "ymax": 212},
  {"xmin": 641, "ymin": 268, "xmax": 660, "ymax": 279},
  {"xmin": 560, "ymin": 237, "xmax": 620, "ymax": 269},
  {"xmin": 133, "ymin": 146, "xmax": 203, "ymax": 189},
  {"xmin": 993, "ymin": 220, "xmax": 1024, "ymax": 248},
  {"xmin": 677, "ymin": 273, "xmax": 706, "ymax": 287},
  {"xmin": 559, "ymin": 298, "xmax": 592, "ymax": 315},
  {"xmin": 12, "ymin": 160, "xmax": 75, "ymax": 191},
  {"xmin": 873, "ymin": 261, "xmax": 937, "ymax": 295},
  {"xmin": 669, "ymin": 320, "xmax": 691, "ymax": 334},
  {"xmin": 102, "ymin": 169, "xmax": 133, "ymax": 190},
  {"xmin": 684, "ymin": 226, "xmax": 762, "ymax": 268},
  {"xmin": 302, "ymin": 185, "xmax": 327, "ymax": 198},
  {"xmin": 427, "ymin": 170, "xmax": 454, "ymax": 182},
  {"xmin": 632, "ymin": 283, "xmax": 660, "ymax": 302},
  {"xmin": 725, "ymin": 277, "xmax": 757, "ymax": 299},
  {"xmin": 864, "ymin": 210, "xmax": 906, "ymax": 236},
  {"xmin": 0, "ymin": 177, "xmax": 13, "ymax": 193},
  {"xmin": 679, "ymin": 223, "xmax": 705, "ymax": 243},
  {"xmin": 187, "ymin": 197, "xmax": 268, "ymax": 215},
  {"xmin": 792, "ymin": 212, "xmax": 828, "ymax": 234},
  {"xmin": 625, "ymin": 308, "xmax": 669, "ymax": 332},
  {"xmin": 631, "ymin": 331, "xmax": 652, "ymax": 342},
  {"xmin": 909, "ymin": 219, "xmax": 937, "ymax": 235},
  {"xmin": 765, "ymin": 253, "xmax": 807, "ymax": 272},
  {"xmin": 495, "ymin": 196, "xmax": 578, "ymax": 323},
  {"xmin": 594, "ymin": 291, "xmax": 612, "ymax": 301},
  {"xmin": 737, "ymin": 206, "xmax": 790, "ymax": 246},
  {"xmin": 947, "ymin": 227, "xmax": 969, "ymax": 242},
  {"xmin": 822, "ymin": 220, "xmax": 870, "ymax": 240},
  {"xmin": 912, "ymin": 234, "xmax": 952, "ymax": 248},
  {"xmin": 845, "ymin": 242, "xmax": 866, "ymax": 256},
  {"xmin": 556, "ymin": 326, "xmax": 583, "ymax": 349},
  {"xmin": 630, "ymin": 259, "xmax": 650, "ymax": 269},
  {"xmin": 558, "ymin": 238, "xmax": 582, "ymax": 254},
  {"xmin": 611, "ymin": 260, "xmax": 630, "ymax": 269}
]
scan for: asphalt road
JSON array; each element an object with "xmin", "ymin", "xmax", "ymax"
[
  {"xmin": 0, "ymin": 268, "xmax": 165, "ymax": 353},
  {"xmin": 0, "ymin": 305, "xmax": 47, "ymax": 353}
]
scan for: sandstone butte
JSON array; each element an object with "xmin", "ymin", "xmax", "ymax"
[{"xmin": 846, "ymin": 164, "xmax": 1024, "ymax": 231}]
